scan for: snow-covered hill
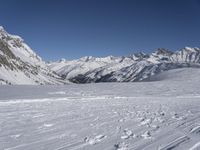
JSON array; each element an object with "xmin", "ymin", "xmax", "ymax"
[
  {"xmin": 0, "ymin": 26, "xmax": 66, "ymax": 85},
  {"xmin": 49, "ymin": 48, "xmax": 200, "ymax": 83}
]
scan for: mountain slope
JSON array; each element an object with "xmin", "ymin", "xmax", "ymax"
[
  {"xmin": 49, "ymin": 48, "xmax": 200, "ymax": 83},
  {"xmin": 0, "ymin": 26, "xmax": 66, "ymax": 85}
]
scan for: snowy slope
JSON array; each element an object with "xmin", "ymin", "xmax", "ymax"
[
  {"xmin": 1, "ymin": 68, "xmax": 200, "ymax": 150},
  {"xmin": 0, "ymin": 26, "xmax": 66, "ymax": 85},
  {"xmin": 49, "ymin": 48, "xmax": 200, "ymax": 83}
]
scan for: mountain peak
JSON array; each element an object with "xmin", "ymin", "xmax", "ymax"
[
  {"xmin": 154, "ymin": 48, "xmax": 174, "ymax": 56},
  {"xmin": 80, "ymin": 56, "xmax": 94, "ymax": 62},
  {"xmin": 59, "ymin": 58, "xmax": 67, "ymax": 63},
  {"xmin": 0, "ymin": 26, "xmax": 4, "ymax": 31},
  {"xmin": 131, "ymin": 52, "xmax": 149, "ymax": 60},
  {"xmin": 0, "ymin": 26, "xmax": 7, "ymax": 37},
  {"xmin": 183, "ymin": 47, "xmax": 198, "ymax": 52}
]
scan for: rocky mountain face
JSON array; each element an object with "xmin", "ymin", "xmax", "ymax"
[
  {"xmin": 0, "ymin": 26, "xmax": 66, "ymax": 85},
  {"xmin": 49, "ymin": 47, "xmax": 200, "ymax": 83}
]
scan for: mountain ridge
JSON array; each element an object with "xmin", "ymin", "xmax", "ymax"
[
  {"xmin": 48, "ymin": 47, "xmax": 200, "ymax": 83},
  {"xmin": 0, "ymin": 26, "xmax": 200, "ymax": 85}
]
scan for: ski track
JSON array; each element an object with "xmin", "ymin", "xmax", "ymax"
[{"xmin": 1, "ymin": 82, "xmax": 200, "ymax": 150}]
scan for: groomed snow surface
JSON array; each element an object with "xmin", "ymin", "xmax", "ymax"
[{"xmin": 1, "ymin": 68, "xmax": 200, "ymax": 150}]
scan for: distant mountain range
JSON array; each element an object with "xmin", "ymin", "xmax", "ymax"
[
  {"xmin": 48, "ymin": 47, "xmax": 200, "ymax": 83},
  {"xmin": 0, "ymin": 26, "xmax": 199, "ymax": 85}
]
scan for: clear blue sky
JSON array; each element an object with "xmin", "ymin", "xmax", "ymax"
[{"xmin": 0, "ymin": 0, "xmax": 200, "ymax": 61}]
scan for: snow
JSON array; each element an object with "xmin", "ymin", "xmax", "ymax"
[
  {"xmin": 0, "ymin": 26, "xmax": 4, "ymax": 31},
  {"xmin": 48, "ymin": 55, "xmax": 136, "ymax": 79},
  {"xmin": 0, "ymin": 50, "xmax": 4, "ymax": 55},
  {"xmin": 48, "ymin": 47, "xmax": 200, "ymax": 83},
  {"xmin": 7, "ymin": 36, "xmax": 44, "ymax": 66},
  {"xmin": 0, "ymin": 26, "xmax": 44, "ymax": 66},
  {"xmin": 0, "ymin": 66, "xmax": 37, "ymax": 85},
  {"xmin": 184, "ymin": 47, "xmax": 197, "ymax": 52},
  {"xmin": 0, "ymin": 68, "xmax": 200, "ymax": 150},
  {"xmin": 0, "ymin": 65, "xmax": 66, "ymax": 85},
  {"xmin": 189, "ymin": 142, "xmax": 200, "ymax": 150},
  {"xmin": 1, "ymin": 26, "xmax": 200, "ymax": 85},
  {"xmin": 0, "ymin": 26, "xmax": 66, "ymax": 85}
]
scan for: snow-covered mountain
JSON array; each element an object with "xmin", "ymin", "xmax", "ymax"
[
  {"xmin": 48, "ymin": 47, "xmax": 200, "ymax": 83},
  {"xmin": 0, "ymin": 26, "xmax": 66, "ymax": 85},
  {"xmin": 1, "ymin": 26, "xmax": 199, "ymax": 85}
]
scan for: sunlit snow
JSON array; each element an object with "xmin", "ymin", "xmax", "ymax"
[{"xmin": 1, "ymin": 68, "xmax": 200, "ymax": 150}]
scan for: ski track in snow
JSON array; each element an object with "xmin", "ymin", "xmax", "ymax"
[{"xmin": 1, "ymin": 69, "xmax": 200, "ymax": 150}]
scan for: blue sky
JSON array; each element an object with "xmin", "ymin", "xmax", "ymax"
[{"xmin": 0, "ymin": 0, "xmax": 200, "ymax": 61}]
